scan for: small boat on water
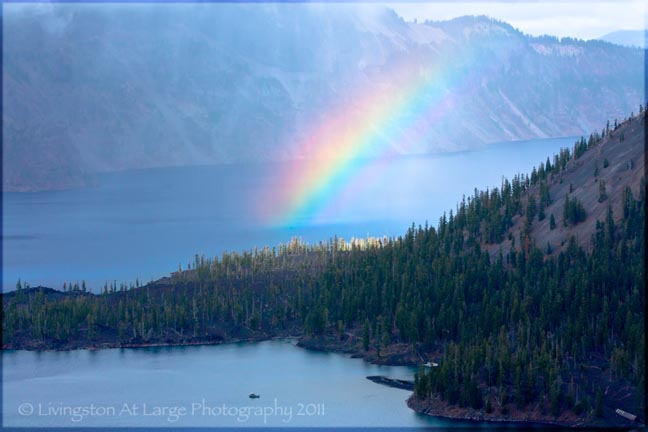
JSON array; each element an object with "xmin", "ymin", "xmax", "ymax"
[
  {"xmin": 423, "ymin": 361, "xmax": 439, "ymax": 367},
  {"xmin": 249, "ymin": 393, "xmax": 260, "ymax": 399}
]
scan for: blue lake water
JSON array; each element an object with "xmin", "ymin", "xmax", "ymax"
[
  {"xmin": 2, "ymin": 136, "xmax": 576, "ymax": 292},
  {"xmin": 2, "ymin": 136, "xmax": 577, "ymax": 427},
  {"xmin": 3, "ymin": 339, "xmax": 473, "ymax": 427}
]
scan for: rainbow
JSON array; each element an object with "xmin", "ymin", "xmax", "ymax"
[{"xmin": 264, "ymin": 54, "xmax": 475, "ymax": 227}]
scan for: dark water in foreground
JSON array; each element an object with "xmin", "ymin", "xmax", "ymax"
[
  {"xmin": 3, "ymin": 339, "xmax": 473, "ymax": 427},
  {"xmin": 2, "ymin": 136, "xmax": 575, "ymax": 292}
]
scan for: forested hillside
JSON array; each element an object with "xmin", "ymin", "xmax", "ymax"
[{"xmin": 2, "ymin": 111, "xmax": 645, "ymax": 426}]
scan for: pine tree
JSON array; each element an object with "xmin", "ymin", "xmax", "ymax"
[
  {"xmin": 363, "ymin": 319, "xmax": 371, "ymax": 351},
  {"xmin": 595, "ymin": 388, "xmax": 603, "ymax": 417},
  {"xmin": 563, "ymin": 195, "xmax": 586, "ymax": 226},
  {"xmin": 598, "ymin": 180, "xmax": 607, "ymax": 203}
]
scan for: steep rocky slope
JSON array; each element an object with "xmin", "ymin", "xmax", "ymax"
[
  {"xmin": 487, "ymin": 110, "xmax": 645, "ymax": 257},
  {"xmin": 3, "ymin": 4, "xmax": 645, "ymax": 191}
]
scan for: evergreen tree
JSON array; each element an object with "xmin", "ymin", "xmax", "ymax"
[
  {"xmin": 598, "ymin": 180, "xmax": 607, "ymax": 202},
  {"xmin": 363, "ymin": 319, "xmax": 370, "ymax": 351},
  {"xmin": 595, "ymin": 388, "xmax": 603, "ymax": 417}
]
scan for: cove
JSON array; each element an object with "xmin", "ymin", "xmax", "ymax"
[{"xmin": 3, "ymin": 339, "xmax": 480, "ymax": 427}]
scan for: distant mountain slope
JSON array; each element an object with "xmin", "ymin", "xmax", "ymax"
[
  {"xmin": 3, "ymin": 4, "xmax": 646, "ymax": 191},
  {"xmin": 487, "ymin": 109, "xmax": 645, "ymax": 257},
  {"xmin": 598, "ymin": 30, "xmax": 647, "ymax": 48}
]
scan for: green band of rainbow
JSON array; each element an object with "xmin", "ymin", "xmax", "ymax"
[{"xmin": 265, "ymin": 51, "xmax": 477, "ymax": 226}]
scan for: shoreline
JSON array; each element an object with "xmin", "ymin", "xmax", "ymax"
[
  {"xmin": 1, "ymin": 332, "xmax": 298, "ymax": 353},
  {"xmin": 1, "ymin": 333, "xmax": 370, "ymax": 356},
  {"xmin": 406, "ymin": 395, "xmax": 576, "ymax": 428},
  {"xmin": 2, "ymin": 334, "xmax": 641, "ymax": 428},
  {"xmin": 2, "ymin": 333, "xmax": 417, "ymax": 367}
]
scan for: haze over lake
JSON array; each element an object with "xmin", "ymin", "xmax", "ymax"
[{"xmin": 3, "ymin": 136, "xmax": 575, "ymax": 292}]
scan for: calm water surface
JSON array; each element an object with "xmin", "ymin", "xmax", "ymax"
[
  {"xmin": 1, "ymin": 137, "xmax": 576, "ymax": 427},
  {"xmin": 2, "ymin": 137, "xmax": 576, "ymax": 292},
  {"xmin": 4, "ymin": 339, "xmax": 478, "ymax": 427}
]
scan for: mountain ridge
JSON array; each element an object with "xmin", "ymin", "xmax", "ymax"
[
  {"xmin": 3, "ymin": 4, "xmax": 645, "ymax": 191},
  {"xmin": 597, "ymin": 29, "xmax": 647, "ymax": 48}
]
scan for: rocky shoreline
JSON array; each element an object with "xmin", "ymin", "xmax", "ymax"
[
  {"xmin": 1, "ymin": 320, "xmax": 295, "ymax": 352},
  {"xmin": 296, "ymin": 334, "xmax": 424, "ymax": 366},
  {"xmin": 367, "ymin": 375, "xmax": 414, "ymax": 391},
  {"xmin": 2, "ymin": 336, "xmax": 271, "ymax": 352},
  {"xmin": 405, "ymin": 394, "xmax": 640, "ymax": 429}
]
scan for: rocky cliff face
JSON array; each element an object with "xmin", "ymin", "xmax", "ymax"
[{"xmin": 4, "ymin": 4, "xmax": 645, "ymax": 191}]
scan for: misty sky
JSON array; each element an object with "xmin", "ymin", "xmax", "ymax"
[
  {"xmin": 388, "ymin": 1, "xmax": 646, "ymax": 40},
  {"xmin": 7, "ymin": 1, "xmax": 646, "ymax": 41}
]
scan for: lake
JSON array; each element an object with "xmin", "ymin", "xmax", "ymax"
[
  {"xmin": 2, "ymin": 136, "xmax": 576, "ymax": 292},
  {"xmin": 2, "ymin": 136, "xmax": 576, "ymax": 428},
  {"xmin": 3, "ymin": 339, "xmax": 477, "ymax": 427}
]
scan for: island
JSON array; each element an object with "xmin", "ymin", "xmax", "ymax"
[{"xmin": 3, "ymin": 112, "xmax": 645, "ymax": 428}]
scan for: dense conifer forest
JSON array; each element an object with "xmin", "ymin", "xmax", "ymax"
[{"xmin": 2, "ymin": 110, "xmax": 645, "ymax": 425}]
